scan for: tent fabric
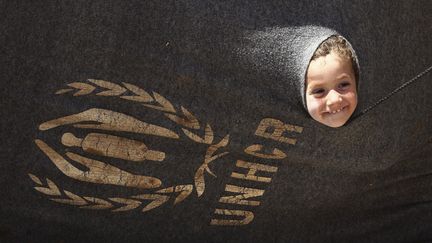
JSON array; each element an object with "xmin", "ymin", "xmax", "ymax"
[
  {"xmin": 234, "ymin": 26, "xmax": 359, "ymax": 111},
  {"xmin": 1, "ymin": 1, "xmax": 432, "ymax": 243}
]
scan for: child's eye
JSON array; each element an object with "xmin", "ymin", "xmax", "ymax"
[
  {"xmin": 311, "ymin": 88, "xmax": 325, "ymax": 96},
  {"xmin": 338, "ymin": 82, "xmax": 350, "ymax": 89}
]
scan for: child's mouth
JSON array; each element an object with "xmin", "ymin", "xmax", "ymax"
[{"xmin": 326, "ymin": 106, "xmax": 347, "ymax": 115}]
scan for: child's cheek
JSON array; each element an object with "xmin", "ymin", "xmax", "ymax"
[{"xmin": 306, "ymin": 98, "xmax": 322, "ymax": 118}]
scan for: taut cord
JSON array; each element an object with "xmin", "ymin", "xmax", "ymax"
[{"xmin": 354, "ymin": 65, "xmax": 432, "ymax": 118}]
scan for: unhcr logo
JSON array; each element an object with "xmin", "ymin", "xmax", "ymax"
[
  {"xmin": 210, "ymin": 118, "xmax": 303, "ymax": 226},
  {"xmin": 28, "ymin": 79, "xmax": 303, "ymax": 225}
]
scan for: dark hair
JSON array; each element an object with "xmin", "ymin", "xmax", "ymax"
[{"xmin": 311, "ymin": 35, "xmax": 359, "ymax": 83}]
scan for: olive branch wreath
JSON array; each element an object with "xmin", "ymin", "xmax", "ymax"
[{"xmin": 29, "ymin": 79, "xmax": 230, "ymax": 212}]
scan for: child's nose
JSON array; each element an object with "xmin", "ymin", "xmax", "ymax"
[{"xmin": 326, "ymin": 90, "xmax": 343, "ymax": 106}]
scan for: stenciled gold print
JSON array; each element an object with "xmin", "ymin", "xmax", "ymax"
[
  {"xmin": 210, "ymin": 117, "xmax": 303, "ymax": 226},
  {"xmin": 30, "ymin": 79, "xmax": 304, "ymax": 226},
  {"xmin": 61, "ymin": 132, "xmax": 166, "ymax": 162},
  {"xmin": 30, "ymin": 79, "xmax": 229, "ymax": 213}
]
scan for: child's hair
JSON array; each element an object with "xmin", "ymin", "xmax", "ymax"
[{"xmin": 311, "ymin": 35, "xmax": 359, "ymax": 83}]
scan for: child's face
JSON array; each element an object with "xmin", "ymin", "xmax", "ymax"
[{"xmin": 305, "ymin": 51, "xmax": 357, "ymax": 128}]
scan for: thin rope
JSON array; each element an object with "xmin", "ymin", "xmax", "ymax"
[{"xmin": 354, "ymin": 65, "xmax": 432, "ymax": 118}]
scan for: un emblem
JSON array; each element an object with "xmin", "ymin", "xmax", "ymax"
[{"xmin": 29, "ymin": 79, "xmax": 230, "ymax": 212}]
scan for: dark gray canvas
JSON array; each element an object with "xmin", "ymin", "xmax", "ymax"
[{"xmin": 1, "ymin": 1, "xmax": 432, "ymax": 242}]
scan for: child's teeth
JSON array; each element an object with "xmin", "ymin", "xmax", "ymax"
[{"xmin": 331, "ymin": 108, "xmax": 342, "ymax": 114}]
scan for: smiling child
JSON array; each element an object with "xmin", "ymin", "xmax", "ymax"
[{"xmin": 305, "ymin": 35, "xmax": 359, "ymax": 128}]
